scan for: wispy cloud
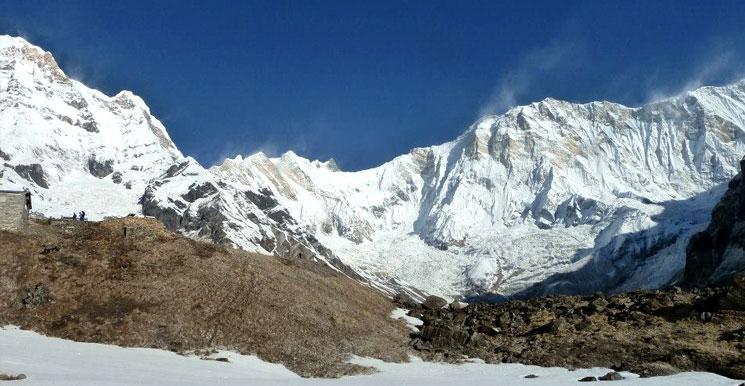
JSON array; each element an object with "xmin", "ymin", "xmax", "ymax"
[
  {"xmin": 644, "ymin": 43, "xmax": 745, "ymax": 103},
  {"xmin": 479, "ymin": 26, "xmax": 585, "ymax": 116}
]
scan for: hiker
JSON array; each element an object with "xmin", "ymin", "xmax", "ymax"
[
  {"xmin": 72, "ymin": 213, "xmax": 77, "ymax": 221},
  {"xmin": 79, "ymin": 211, "xmax": 86, "ymax": 221},
  {"xmin": 24, "ymin": 191, "xmax": 32, "ymax": 210}
]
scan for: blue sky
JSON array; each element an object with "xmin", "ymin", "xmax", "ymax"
[{"xmin": 3, "ymin": 1, "xmax": 745, "ymax": 170}]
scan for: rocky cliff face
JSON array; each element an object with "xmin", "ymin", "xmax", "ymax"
[
  {"xmin": 685, "ymin": 158, "xmax": 745, "ymax": 286},
  {"xmin": 4, "ymin": 35, "xmax": 745, "ymax": 298}
]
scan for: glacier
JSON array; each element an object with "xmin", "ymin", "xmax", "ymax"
[{"xmin": 2, "ymin": 35, "xmax": 745, "ymax": 298}]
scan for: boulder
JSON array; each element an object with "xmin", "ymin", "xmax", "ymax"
[
  {"xmin": 421, "ymin": 323, "xmax": 470, "ymax": 349},
  {"xmin": 422, "ymin": 295, "xmax": 447, "ymax": 310},
  {"xmin": 449, "ymin": 300, "xmax": 468, "ymax": 311},
  {"xmin": 590, "ymin": 297, "xmax": 609, "ymax": 313},
  {"xmin": 578, "ymin": 376, "xmax": 597, "ymax": 382}
]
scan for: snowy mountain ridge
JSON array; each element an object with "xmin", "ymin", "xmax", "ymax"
[{"xmin": 3, "ymin": 35, "xmax": 745, "ymax": 298}]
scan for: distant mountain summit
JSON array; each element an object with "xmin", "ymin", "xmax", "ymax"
[{"xmin": 3, "ymin": 35, "xmax": 745, "ymax": 297}]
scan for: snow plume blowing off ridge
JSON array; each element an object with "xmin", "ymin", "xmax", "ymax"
[{"xmin": 3, "ymin": 34, "xmax": 745, "ymax": 299}]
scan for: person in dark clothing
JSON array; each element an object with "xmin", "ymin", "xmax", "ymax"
[
  {"xmin": 79, "ymin": 211, "xmax": 86, "ymax": 221},
  {"xmin": 72, "ymin": 213, "xmax": 77, "ymax": 221}
]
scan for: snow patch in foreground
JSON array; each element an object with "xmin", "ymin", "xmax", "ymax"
[
  {"xmin": 390, "ymin": 307, "xmax": 424, "ymax": 332},
  {"xmin": 0, "ymin": 326, "xmax": 741, "ymax": 386}
]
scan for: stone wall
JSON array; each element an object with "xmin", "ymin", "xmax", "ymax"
[{"xmin": 0, "ymin": 192, "xmax": 28, "ymax": 231}]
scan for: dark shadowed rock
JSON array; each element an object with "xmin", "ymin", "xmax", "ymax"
[
  {"xmin": 421, "ymin": 323, "xmax": 469, "ymax": 349},
  {"xmin": 524, "ymin": 373, "xmax": 539, "ymax": 378},
  {"xmin": 87, "ymin": 158, "xmax": 114, "ymax": 178},
  {"xmin": 685, "ymin": 158, "xmax": 745, "ymax": 286},
  {"xmin": 578, "ymin": 376, "xmax": 597, "ymax": 382},
  {"xmin": 14, "ymin": 163, "xmax": 48, "ymax": 188},
  {"xmin": 181, "ymin": 182, "xmax": 218, "ymax": 203},
  {"xmin": 163, "ymin": 161, "xmax": 190, "ymax": 178},
  {"xmin": 141, "ymin": 187, "xmax": 183, "ymax": 231},
  {"xmin": 245, "ymin": 188, "xmax": 280, "ymax": 210}
]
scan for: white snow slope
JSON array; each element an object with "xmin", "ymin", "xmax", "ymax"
[
  {"xmin": 3, "ymin": 35, "xmax": 745, "ymax": 298},
  {"xmin": 1, "ymin": 327, "xmax": 741, "ymax": 386}
]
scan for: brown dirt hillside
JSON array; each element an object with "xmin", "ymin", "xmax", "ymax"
[{"xmin": 0, "ymin": 217, "xmax": 410, "ymax": 377}]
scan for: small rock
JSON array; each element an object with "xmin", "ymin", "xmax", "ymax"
[
  {"xmin": 422, "ymin": 295, "xmax": 448, "ymax": 310},
  {"xmin": 700, "ymin": 311, "xmax": 713, "ymax": 322},
  {"xmin": 598, "ymin": 371, "xmax": 624, "ymax": 381},
  {"xmin": 215, "ymin": 357, "xmax": 229, "ymax": 362},
  {"xmin": 524, "ymin": 374, "xmax": 539, "ymax": 378},
  {"xmin": 0, "ymin": 373, "xmax": 26, "ymax": 381},
  {"xmin": 578, "ymin": 376, "xmax": 597, "ymax": 382}
]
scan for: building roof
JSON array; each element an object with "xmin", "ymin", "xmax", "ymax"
[{"xmin": 0, "ymin": 190, "xmax": 28, "ymax": 194}]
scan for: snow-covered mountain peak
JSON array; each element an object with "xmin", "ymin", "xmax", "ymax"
[{"xmin": 0, "ymin": 37, "xmax": 182, "ymax": 219}]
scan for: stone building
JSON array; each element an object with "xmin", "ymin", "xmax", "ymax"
[{"xmin": 0, "ymin": 190, "xmax": 31, "ymax": 231}]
